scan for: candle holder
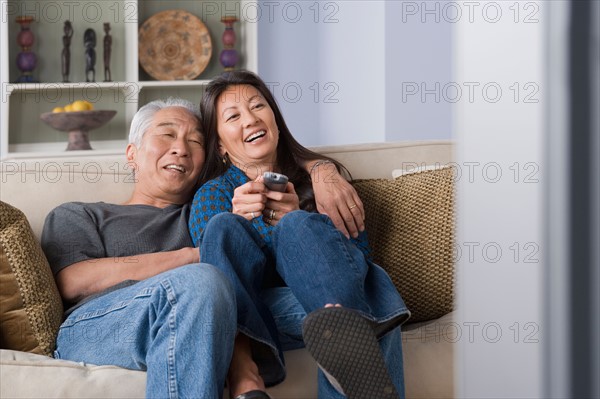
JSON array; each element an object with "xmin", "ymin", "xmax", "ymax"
[
  {"xmin": 220, "ymin": 16, "xmax": 239, "ymax": 71},
  {"xmin": 15, "ymin": 16, "xmax": 38, "ymax": 83}
]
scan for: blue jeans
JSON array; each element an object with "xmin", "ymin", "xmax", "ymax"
[
  {"xmin": 53, "ymin": 264, "xmax": 237, "ymax": 399},
  {"xmin": 200, "ymin": 211, "xmax": 410, "ymax": 398},
  {"xmin": 263, "ymin": 287, "xmax": 406, "ymax": 399}
]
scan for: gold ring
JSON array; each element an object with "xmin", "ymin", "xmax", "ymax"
[
  {"xmin": 270, "ymin": 209, "xmax": 276, "ymax": 220},
  {"xmin": 348, "ymin": 204, "xmax": 357, "ymax": 210}
]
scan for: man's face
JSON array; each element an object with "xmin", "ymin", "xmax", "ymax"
[{"xmin": 126, "ymin": 106, "xmax": 205, "ymax": 204}]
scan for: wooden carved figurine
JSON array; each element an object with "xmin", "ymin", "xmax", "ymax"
[
  {"xmin": 103, "ymin": 23, "xmax": 112, "ymax": 82},
  {"xmin": 61, "ymin": 20, "xmax": 73, "ymax": 82},
  {"xmin": 84, "ymin": 28, "xmax": 96, "ymax": 82}
]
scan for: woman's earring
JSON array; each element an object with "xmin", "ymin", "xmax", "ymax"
[{"xmin": 222, "ymin": 153, "xmax": 228, "ymax": 165}]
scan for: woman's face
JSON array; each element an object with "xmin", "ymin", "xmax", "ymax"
[{"xmin": 215, "ymin": 84, "xmax": 279, "ymax": 169}]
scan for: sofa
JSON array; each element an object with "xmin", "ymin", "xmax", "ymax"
[{"xmin": 0, "ymin": 140, "xmax": 455, "ymax": 399}]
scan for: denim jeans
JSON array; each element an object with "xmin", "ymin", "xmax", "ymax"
[
  {"xmin": 53, "ymin": 264, "xmax": 237, "ymax": 399},
  {"xmin": 200, "ymin": 211, "xmax": 410, "ymax": 398},
  {"xmin": 262, "ymin": 287, "xmax": 406, "ymax": 399}
]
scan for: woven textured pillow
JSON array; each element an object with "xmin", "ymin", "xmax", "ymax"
[
  {"xmin": 0, "ymin": 201, "xmax": 63, "ymax": 356},
  {"xmin": 352, "ymin": 167, "xmax": 455, "ymax": 323}
]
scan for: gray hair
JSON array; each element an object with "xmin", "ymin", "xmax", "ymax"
[{"xmin": 128, "ymin": 98, "xmax": 201, "ymax": 147}]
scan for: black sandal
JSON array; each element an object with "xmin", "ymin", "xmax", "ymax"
[
  {"xmin": 233, "ymin": 390, "xmax": 271, "ymax": 399},
  {"xmin": 302, "ymin": 307, "xmax": 399, "ymax": 399}
]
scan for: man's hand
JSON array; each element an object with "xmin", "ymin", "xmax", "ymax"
[{"xmin": 311, "ymin": 162, "xmax": 365, "ymax": 239}]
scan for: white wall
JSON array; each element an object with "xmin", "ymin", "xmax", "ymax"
[
  {"xmin": 257, "ymin": 1, "xmax": 323, "ymax": 145},
  {"xmin": 385, "ymin": 0, "xmax": 453, "ymax": 142},
  {"xmin": 316, "ymin": 2, "xmax": 386, "ymax": 145},
  {"xmin": 257, "ymin": 0, "xmax": 453, "ymax": 146},
  {"xmin": 454, "ymin": 1, "xmax": 544, "ymax": 397}
]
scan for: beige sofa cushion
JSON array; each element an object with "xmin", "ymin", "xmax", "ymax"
[
  {"xmin": 352, "ymin": 167, "xmax": 455, "ymax": 322},
  {"xmin": 402, "ymin": 311, "xmax": 456, "ymax": 398},
  {"xmin": 0, "ymin": 349, "xmax": 147, "ymax": 398},
  {"xmin": 0, "ymin": 311, "xmax": 456, "ymax": 399},
  {"xmin": 0, "ymin": 201, "xmax": 63, "ymax": 356}
]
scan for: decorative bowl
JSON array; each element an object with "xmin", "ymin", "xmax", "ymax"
[
  {"xmin": 40, "ymin": 110, "xmax": 117, "ymax": 150},
  {"xmin": 138, "ymin": 10, "xmax": 212, "ymax": 80}
]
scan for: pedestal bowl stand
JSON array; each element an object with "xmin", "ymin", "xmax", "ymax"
[{"xmin": 40, "ymin": 110, "xmax": 117, "ymax": 150}]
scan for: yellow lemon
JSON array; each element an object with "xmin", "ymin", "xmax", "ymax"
[
  {"xmin": 83, "ymin": 100, "xmax": 94, "ymax": 110},
  {"xmin": 64, "ymin": 104, "xmax": 74, "ymax": 112},
  {"xmin": 52, "ymin": 107, "xmax": 64, "ymax": 113},
  {"xmin": 71, "ymin": 100, "xmax": 89, "ymax": 112}
]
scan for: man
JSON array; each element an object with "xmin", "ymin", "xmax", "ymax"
[{"xmin": 42, "ymin": 99, "xmax": 237, "ymax": 398}]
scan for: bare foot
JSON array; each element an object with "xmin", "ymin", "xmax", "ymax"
[{"xmin": 228, "ymin": 334, "xmax": 266, "ymax": 398}]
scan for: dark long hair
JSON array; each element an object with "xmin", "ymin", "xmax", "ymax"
[{"xmin": 200, "ymin": 70, "xmax": 348, "ymax": 212}]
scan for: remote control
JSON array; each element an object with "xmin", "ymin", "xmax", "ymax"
[{"xmin": 263, "ymin": 171, "xmax": 288, "ymax": 192}]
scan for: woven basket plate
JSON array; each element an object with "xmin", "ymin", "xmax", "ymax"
[{"xmin": 139, "ymin": 10, "xmax": 212, "ymax": 80}]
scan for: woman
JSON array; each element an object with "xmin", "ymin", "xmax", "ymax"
[{"xmin": 189, "ymin": 71, "xmax": 410, "ymax": 399}]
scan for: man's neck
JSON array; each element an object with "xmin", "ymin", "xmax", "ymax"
[{"xmin": 124, "ymin": 190, "xmax": 187, "ymax": 208}]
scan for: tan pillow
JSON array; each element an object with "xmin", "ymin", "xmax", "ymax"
[
  {"xmin": 352, "ymin": 167, "xmax": 455, "ymax": 323},
  {"xmin": 0, "ymin": 201, "xmax": 63, "ymax": 356}
]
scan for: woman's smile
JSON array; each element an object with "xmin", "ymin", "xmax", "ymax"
[{"xmin": 244, "ymin": 130, "xmax": 266, "ymax": 143}]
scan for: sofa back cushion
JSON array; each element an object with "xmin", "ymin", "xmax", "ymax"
[
  {"xmin": 0, "ymin": 201, "xmax": 63, "ymax": 356},
  {"xmin": 352, "ymin": 166, "xmax": 455, "ymax": 323}
]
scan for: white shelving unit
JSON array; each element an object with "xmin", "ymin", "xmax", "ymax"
[{"xmin": 1, "ymin": 0, "xmax": 257, "ymax": 160}]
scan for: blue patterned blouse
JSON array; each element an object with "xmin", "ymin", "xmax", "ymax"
[{"xmin": 189, "ymin": 164, "xmax": 373, "ymax": 260}]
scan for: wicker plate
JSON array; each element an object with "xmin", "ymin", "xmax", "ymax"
[{"xmin": 139, "ymin": 10, "xmax": 212, "ymax": 80}]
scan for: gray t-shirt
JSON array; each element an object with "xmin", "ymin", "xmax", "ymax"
[
  {"xmin": 42, "ymin": 202, "xmax": 193, "ymax": 275},
  {"xmin": 42, "ymin": 202, "xmax": 194, "ymax": 315}
]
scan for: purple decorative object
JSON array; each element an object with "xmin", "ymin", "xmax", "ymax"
[
  {"xmin": 222, "ymin": 26, "xmax": 235, "ymax": 46},
  {"xmin": 220, "ymin": 49, "xmax": 238, "ymax": 69},
  {"xmin": 16, "ymin": 52, "xmax": 37, "ymax": 73},
  {"xmin": 220, "ymin": 16, "xmax": 238, "ymax": 71},
  {"xmin": 15, "ymin": 16, "xmax": 38, "ymax": 83}
]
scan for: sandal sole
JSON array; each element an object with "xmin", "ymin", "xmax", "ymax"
[{"xmin": 302, "ymin": 307, "xmax": 399, "ymax": 399}]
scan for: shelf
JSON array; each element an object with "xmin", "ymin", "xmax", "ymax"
[
  {"xmin": 1, "ymin": 0, "xmax": 257, "ymax": 160},
  {"xmin": 6, "ymin": 78, "xmax": 219, "ymax": 94},
  {"xmin": 7, "ymin": 82, "xmax": 138, "ymax": 93},
  {"xmin": 4, "ymin": 140, "xmax": 128, "ymax": 160},
  {"xmin": 139, "ymin": 80, "xmax": 212, "ymax": 88}
]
